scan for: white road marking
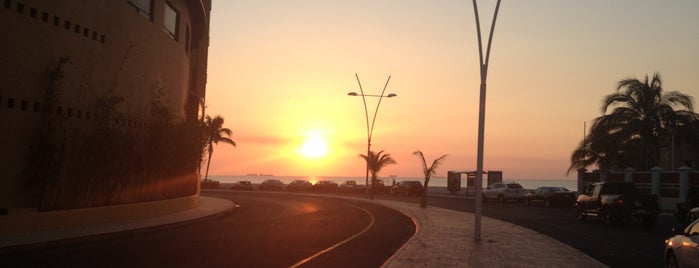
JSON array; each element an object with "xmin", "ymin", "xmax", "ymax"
[{"xmin": 288, "ymin": 204, "xmax": 375, "ymax": 268}]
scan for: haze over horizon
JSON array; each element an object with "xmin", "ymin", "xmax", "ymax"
[{"xmin": 201, "ymin": 1, "xmax": 699, "ymax": 180}]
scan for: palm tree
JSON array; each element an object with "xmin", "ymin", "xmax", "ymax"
[
  {"xmin": 359, "ymin": 150, "xmax": 396, "ymax": 199},
  {"xmin": 413, "ymin": 150, "xmax": 447, "ymax": 208},
  {"xmin": 569, "ymin": 73, "xmax": 698, "ymax": 172},
  {"xmin": 202, "ymin": 115, "xmax": 236, "ymax": 184}
]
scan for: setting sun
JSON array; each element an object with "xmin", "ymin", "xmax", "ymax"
[
  {"xmin": 300, "ymin": 135, "xmax": 328, "ymax": 159},
  {"xmin": 204, "ymin": 1, "xmax": 699, "ymax": 180}
]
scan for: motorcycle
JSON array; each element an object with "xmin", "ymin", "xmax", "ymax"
[
  {"xmin": 676, "ymin": 201, "xmax": 699, "ymax": 226},
  {"xmin": 676, "ymin": 186, "xmax": 699, "ymax": 224}
]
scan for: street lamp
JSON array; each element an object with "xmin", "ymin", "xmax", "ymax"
[
  {"xmin": 472, "ymin": 0, "xmax": 502, "ymax": 242},
  {"xmin": 347, "ymin": 73, "xmax": 397, "ymax": 199}
]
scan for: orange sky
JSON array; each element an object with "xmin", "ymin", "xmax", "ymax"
[{"xmin": 202, "ymin": 1, "xmax": 699, "ymax": 180}]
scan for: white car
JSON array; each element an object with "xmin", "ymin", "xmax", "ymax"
[
  {"xmin": 482, "ymin": 182, "xmax": 527, "ymax": 202},
  {"xmin": 665, "ymin": 218, "xmax": 699, "ymax": 268}
]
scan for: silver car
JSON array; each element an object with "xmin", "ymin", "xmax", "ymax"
[{"xmin": 665, "ymin": 218, "xmax": 699, "ymax": 267}]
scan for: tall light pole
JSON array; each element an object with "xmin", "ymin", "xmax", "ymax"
[
  {"xmin": 348, "ymin": 73, "xmax": 397, "ymax": 199},
  {"xmin": 472, "ymin": 0, "xmax": 502, "ymax": 241}
]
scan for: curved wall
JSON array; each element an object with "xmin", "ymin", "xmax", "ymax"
[{"xmin": 0, "ymin": 0, "xmax": 211, "ymax": 211}]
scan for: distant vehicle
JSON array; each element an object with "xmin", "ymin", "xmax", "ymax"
[
  {"xmin": 391, "ymin": 181, "xmax": 424, "ymax": 196},
  {"xmin": 287, "ymin": 180, "xmax": 313, "ymax": 192},
  {"xmin": 201, "ymin": 179, "xmax": 220, "ymax": 189},
  {"xmin": 369, "ymin": 179, "xmax": 391, "ymax": 194},
  {"xmin": 576, "ymin": 181, "xmax": 660, "ymax": 225},
  {"xmin": 523, "ymin": 187, "xmax": 576, "ymax": 207},
  {"xmin": 665, "ymin": 218, "xmax": 699, "ymax": 267},
  {"xmin": 229, "ymin": 181, "xmax": 254, "ymax": 191},
  {"xmin": 312, "ymin": 180, "xmax": 338, "ymax": 193},
  {"xmin": 259, "ymin": 179, "xmax": 285, "ymax": 191},
  {"xmin": 338, "ymin": 180, "xmax": 362, "ymax": 193},
  {"xmin": 482, "ymin": 182, "xmax": 526, "ymax": 202}
]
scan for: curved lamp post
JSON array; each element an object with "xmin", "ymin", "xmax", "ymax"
[
  {"xmin": 472, "ymin": 0, "xmax": 502, "ymax": 241},
  {"xmin": 348, "ymin": 73, "xmax": 397, "ymax": 199}
]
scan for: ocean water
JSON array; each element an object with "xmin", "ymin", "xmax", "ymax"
[{"xmin": 208, "ymin": 175, "xmax": 578, "ymax": 191}]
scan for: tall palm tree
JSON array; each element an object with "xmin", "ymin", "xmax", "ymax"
[
  {"xmin": 413, "ymin": 150, "xmax": 447, "ymax": 208},
  {"xmin": 569, "ymin": 73, "xmax": 698, "ymax": 172},
  {"xmin": 360, "ymin": 150, "xmax": 396, "ymax": 199},
  {"xmin": 202, "ymin": 115, "xmax": 236, "ymax": 183}
]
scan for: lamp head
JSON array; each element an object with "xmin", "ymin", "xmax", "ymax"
[
  {"xmin": 347, "ymin": 92, "xmax": 358, "ymax": 96},
  {"xmin": 387, "ymin": 93, "xmax": 397, "ymax": 98}
]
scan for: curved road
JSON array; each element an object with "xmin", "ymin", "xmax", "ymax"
[{"xmin": 0, "ymin": 192, "xmax": 415, "ymax": 268}]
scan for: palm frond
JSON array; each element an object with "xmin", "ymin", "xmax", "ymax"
[
  {"xmin": 572, "ymin": 73, "xmax": 699, "ymax": 171},
  {"xmin": 412, "ymin": 150, "xmax": 428, "ymax": 173}
]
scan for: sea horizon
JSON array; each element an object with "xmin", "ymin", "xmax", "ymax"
[{"xmin": 208, "ymin": 175, "xmax": 579, "ymax": 191}]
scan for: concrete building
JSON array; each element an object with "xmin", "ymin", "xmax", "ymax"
[{"xmin": 0, "ymin": 0, "xmax": 212, "ymax": 213}]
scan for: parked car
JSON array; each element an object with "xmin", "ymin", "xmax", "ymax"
[
  {"xmin": 523, "ymin": 187, "xmax": 576, "ymax": 207},
  {"xmin": 312, "ymin": 180, "xmax": 338, "ymax": 193},
  {"xmin": 482, "ymin": 182, "xmax": 526, "ymax": 202},
  {"xmin": 576, "ymin": 181, "xmax": 660, "ymax": 225},
  {"xmin": 287, "ymin": 180, "xmax": 313, "ymax": 192},
  {"xmin": 259, "ymin": 179, "xmax": 285, "ymax": 191},
  {"xmin": 665, "ymin": 218, "xmax": 699, "ymax": 268},
  {"xmin": 201, "ymin": 179, "xmax": 220, "ymax": 189},
  {"xmin": 339, "ymin": 180, "xmax": 362, "ymax": 193},
  {"xmin": 229, "ymin": 180, "xmax": 254, "ymax": 191},
  {"xmin": 391, "ymin": 181, "xmax": 424, "ymax": 196},
  {"xmin": 369, "ymin": 179, "xmax": 391, "ymax": 194}
]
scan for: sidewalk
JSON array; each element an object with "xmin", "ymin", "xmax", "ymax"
[
  {"xmin": 0, "ymin": 195, "xmax": 606, "ymax": 267},
  {"xmin": 376, "ymin": 199, "xmax": 606, "ymax": 268},
  {"xmin": 0, "ymin": 197, "xmax": 235, "ymax": 249}
]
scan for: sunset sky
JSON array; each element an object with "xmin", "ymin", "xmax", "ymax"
[{"xmin": 202, "ymin": 1, "xmax": 699, "ymax": 180}]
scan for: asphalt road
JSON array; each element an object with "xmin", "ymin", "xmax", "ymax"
[
  {"xmin": 0, "ymin": 192, "xmax": 415, "ymax": 268},
  {"xmin": 0, "ymin": 190, "xmax": 677, "ymax": 268},
  {"xmin": 373, "ymin": 193, "xmax": 677, "ymax": 268}
]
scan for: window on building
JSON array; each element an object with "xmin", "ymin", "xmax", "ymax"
[
  {"xmin": 128, "ymin": 0, "xmax": 152, "ymax": 20},
  {"xmin": 163, "ymin": 2, "xmax": 179, "ymax": 40}
]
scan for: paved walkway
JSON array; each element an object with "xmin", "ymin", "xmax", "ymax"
[
  {"xmin": 0, "ymin": 195, "xmax": 607, "ymax": 267},
  {"xmin": 0, "ymin": 197, "xmax": 234, "ymax": 248},
  {"xmin": 376, "ymin": 200, "xmax": 606, "ymax": 268}
]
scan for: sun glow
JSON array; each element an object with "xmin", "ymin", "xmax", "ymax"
[{"xmin": 300, "ymin": 134, "xmax": 328, "ymax": 159}]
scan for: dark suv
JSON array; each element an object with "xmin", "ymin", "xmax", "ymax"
[{"xmin": 391, "ymin": 181, "xmax": 424, "ymax": 196}]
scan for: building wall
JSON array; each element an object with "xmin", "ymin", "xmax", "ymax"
[{"xmin": 0, "ymin": 0, "xmax": 211, "ymax": 210}]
